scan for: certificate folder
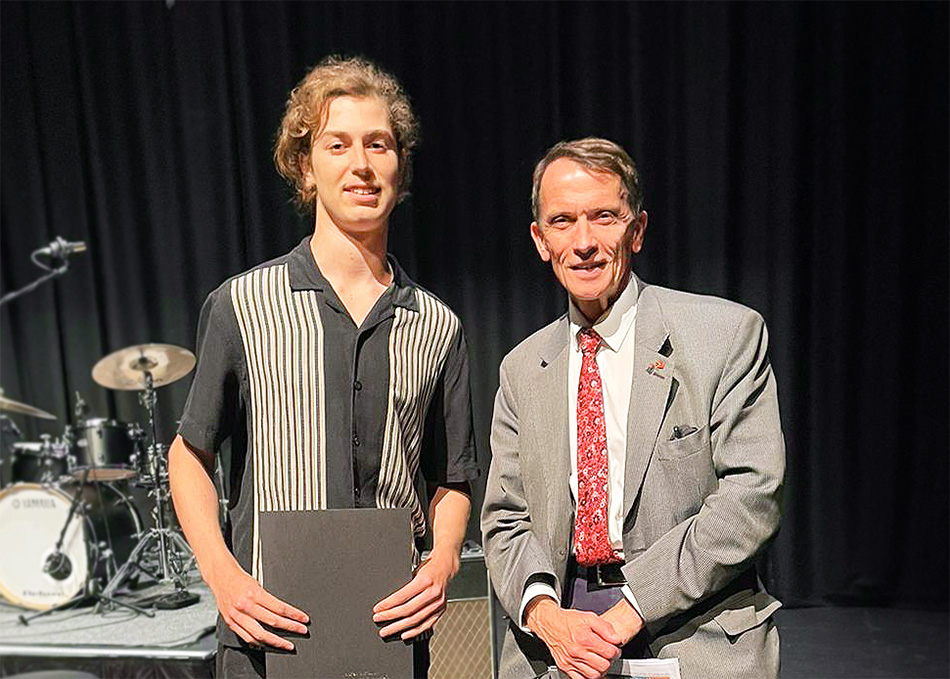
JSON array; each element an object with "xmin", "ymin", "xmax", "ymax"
[{"xmin": 261, "ymin": 508, "xmax": 414, "ymax": 679}]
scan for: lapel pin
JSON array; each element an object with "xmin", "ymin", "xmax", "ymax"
[{"xmin": 645, "ymin": 359, "xmax": 666, "ymax": 378}]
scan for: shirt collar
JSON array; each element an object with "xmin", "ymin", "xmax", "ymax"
[
  {"xmin": 287, "ymin": 236, "xmax": 419, "ymax": 312},
  {"xmin": 568, "ymin": 274, "xmax": 639, "ymax": 353}
]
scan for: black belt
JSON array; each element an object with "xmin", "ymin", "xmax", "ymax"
[{"xmin": 574, "ymin": 561, "xmax": 626, "ymax": 588}]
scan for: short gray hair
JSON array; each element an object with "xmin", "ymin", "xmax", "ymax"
[{"xmin": 531, "ymin": 137, "xmax": 643, "ymax": 221}]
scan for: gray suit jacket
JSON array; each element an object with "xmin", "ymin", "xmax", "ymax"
[{"xmin": 481, "ymin": 278, "xmax": 785, "ymax": 679}]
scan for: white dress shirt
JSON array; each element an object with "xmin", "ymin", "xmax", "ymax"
[{"xmin": 520, "ymin": 276, "xmax": 644, "ymax": 628}]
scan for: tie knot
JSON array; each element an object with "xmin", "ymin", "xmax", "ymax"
[{"xmin": 578, "ymin": 328, "xmax": 602, "ymax": 355}]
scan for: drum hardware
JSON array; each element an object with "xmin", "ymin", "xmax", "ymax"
[
  {"xmin": 11, "ymin": 436, "xmax": 71, "ymax": 484},
  {"xmin": 1, "ymin": 414, "xmax": 24, "ymax": 439},
  {"xmin": 74, "ymin": 391, "xmax": 89, "ymax": 422},
  {"xmin": 16, "ymin": 468, "xmax": 150, "ymax": 624},
  {"xmin": 0, "ymin": 390, "xmax": 57, "ymax": 487},
  {"xmin": 0, "ymin": 479, "xmax": 148, "ymax": 621},
  {"xmin": 18, "ymin": 570, "xmax": 152, "ymax": 626},
  {"xmin": 93, "ymin": 344, "xmax": 199, "ymax": 610}
]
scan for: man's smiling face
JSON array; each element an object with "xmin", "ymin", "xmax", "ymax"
[{"xmin": 530, "ymin": 158, "xmax": 647, "ymax": 322}]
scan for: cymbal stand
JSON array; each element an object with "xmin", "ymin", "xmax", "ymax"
[
  {"xmin": 99, "ymin": 370, "xmax": 198, "ymax": 609},
  {"xmin": 0, "ymin": 414, "xmax": 21, "ymax": 482},
  {"xmin": 0, "ymin": 413, "xmax": 23, "ymax": 440}
]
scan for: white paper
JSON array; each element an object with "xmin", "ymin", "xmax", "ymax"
[
  {"xmin": 536, "ymin": 658, "xmax": 681, "ymax": 679},
  {"xmin": 607, "ymin": 656, "xmax": 681, "ymax": 679}
]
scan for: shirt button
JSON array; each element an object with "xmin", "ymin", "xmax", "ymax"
[
  {"xmin": 354, "ymin": 380, "xmax": 362, "ymax": 391},
  {"xmin": 352, "ymin": 434, "xmax": 360, "ymax": 447}
]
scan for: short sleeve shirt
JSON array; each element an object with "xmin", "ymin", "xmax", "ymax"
[{"xmin": 178, "ymin": 237, "xmax": 478, "ymax": 643}]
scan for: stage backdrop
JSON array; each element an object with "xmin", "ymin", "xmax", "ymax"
[{"xmin": 2, "ymin": 1, "xmax": 947, "ymax": 610}]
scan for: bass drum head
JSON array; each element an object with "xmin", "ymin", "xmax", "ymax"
[{"xmin": 0, "ymin": 484, "xmax": 89, "ymax": 610}]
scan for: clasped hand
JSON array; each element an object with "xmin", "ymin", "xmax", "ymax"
[{"xmin": 527, "ymin": 598, "xmax": 644, "ymax": 679}]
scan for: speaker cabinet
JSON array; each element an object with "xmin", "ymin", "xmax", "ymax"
[{"xmin": 429, "ymin": 548, "xmax": 505, "ymax": 679}]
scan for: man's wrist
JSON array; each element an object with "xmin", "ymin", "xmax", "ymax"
[
  {"xmin": 200, "ymin": 552, "xmax": 239, "ymax": 592},
  {"xmin": 524, "ymin": 595, "xmax": 559, "ymax": 634},
  {"xmin": 423, "ymin": 545, "xmax": 461, "ymax": 579},
  {"xmin": 602, "ymin": 598, "xmax": 643, "ymax": 644}
]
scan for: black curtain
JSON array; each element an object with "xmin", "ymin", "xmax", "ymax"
[{"xmin": 1, "ymin": 1, "xmax": 946, "ymax": 610}]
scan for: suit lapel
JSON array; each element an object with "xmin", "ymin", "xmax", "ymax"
[
  {"xmin": 623, "ymin": 282, "xmax": 675, "ymax": 520},
  {"xmin": 534, "ymin": 319, "xmax": 573, "ymax": 548}
]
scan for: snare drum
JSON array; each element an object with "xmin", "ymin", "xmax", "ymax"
[
  {"xmin": 11, "ymin": 439, "xmax": 70, "ymax": 484},
  {"xmin": 0, "ymin": 482, "xmax": 142, "ymax": 610},
  {"xmin": 67, "ymin": 418, "xmax": 143, "ymax": 482}
]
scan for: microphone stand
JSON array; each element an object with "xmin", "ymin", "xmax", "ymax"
[
  {"xmin": 18, "ymin": 467, "xmax": 152, "ymax": 625},
  {"xmin": 0, "ymin": 238, "xmax": 86, "ymax": 308},
  {"xmin": 0, "ymin": 259, "xmax": 69, "ymax": 308}
]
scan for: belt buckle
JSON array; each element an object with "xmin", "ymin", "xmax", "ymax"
[{"xmin": 594, "ymin": 563, "xmax": 625, "ymax": 587}]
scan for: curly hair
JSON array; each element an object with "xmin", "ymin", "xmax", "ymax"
[
  {"xmin": 274, "ymin": 55, "xmax": 420, "ymax": 212},
  {"xmin": 531, "ymin": 137, "xmax": 643, "ymax": 222}
]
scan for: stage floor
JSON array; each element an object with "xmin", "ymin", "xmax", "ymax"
[
  {"xmin": 1, "ymin": 594, "xmax": 946, "ymax": 678},
  {"xmin": 0, "ymin": 577, "xmax": 215, "ymax": 678},
  {"xmin": 778, "ymin": 606, "xmax": 949, "ymax": 679}
]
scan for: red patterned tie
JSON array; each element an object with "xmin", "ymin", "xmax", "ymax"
[{"xmin": 574, "ymin": 328, "xmax": 620, "ymax": 566}]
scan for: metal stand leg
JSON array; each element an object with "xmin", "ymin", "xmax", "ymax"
[
  {"xmin": 20, "ymin": 574, "xmax": 152, "ymax": 626},
  {"xmin": 92, "ymin": 366, "xmax": 200, "ymax": 613}
]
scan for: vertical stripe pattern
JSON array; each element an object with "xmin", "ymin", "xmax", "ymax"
[
  {"xmin": 378, "ymin": 289, "xmax": 460, "ymax": 537},
  {"xmin": 230, "ymin": 265, "xmax": 327, "ymax": 583}
]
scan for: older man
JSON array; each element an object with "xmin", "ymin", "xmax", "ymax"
[
  {"xmin": 169, "ymin": 56, "xmax": 478, "ymax": 678},
  {"xmin": 482, "ymin": 137, "xmax": 784, "ymax": 679}
]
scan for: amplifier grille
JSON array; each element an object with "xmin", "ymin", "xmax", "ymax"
[{"xmin": 430, "ymin": 598, "xmax": 493, "ymax": 679}]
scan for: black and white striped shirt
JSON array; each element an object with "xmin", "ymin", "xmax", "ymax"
[{"xmin": 179, "ymin": 237, "xmax": 478, "ymax": 644}]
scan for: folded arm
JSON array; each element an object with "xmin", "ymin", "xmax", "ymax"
[{"xmin": 621, "ymin": 310, "xmax": 785, "ymax": 631}]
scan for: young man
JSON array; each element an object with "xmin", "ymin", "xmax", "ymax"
[
  {"xmin": 482, "ymin": 138, "xmax": 784, "ymax": 679},
  {"xmin": 169, "ymin": 56, "xmax": 478, "ymax": 678}
]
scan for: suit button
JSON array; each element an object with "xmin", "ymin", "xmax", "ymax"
[
  {"xmin": 354, "ymin": 380, "xmax": 362, "ymax": 391},
  {"xmin": 353, "ymin": 435, "xmax": 360, "ymax": 447}
]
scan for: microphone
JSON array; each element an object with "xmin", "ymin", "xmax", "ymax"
[
  {"xmin": 43, "ymin": 551, "xmax": 73, "ymax": 580},
  {"xmin": 35, "ymin": 237, "xmax": 87, "ymax": 259}
]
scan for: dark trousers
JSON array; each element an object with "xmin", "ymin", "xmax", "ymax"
[{"xmin": 216, "ymin": 640, "xmax": 430, "ymax": 679}]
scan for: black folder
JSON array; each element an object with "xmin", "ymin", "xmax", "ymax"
[{"xmin": 261, "ymin": 508, "xmax": 414, "ymax": 679}]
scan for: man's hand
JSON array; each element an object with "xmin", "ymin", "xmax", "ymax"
[
  {"xmin": 526, "ymin": 597, "xmax": 622, "ymax": 679},
  {"xmin": 372, "ymin": 548, "xmax": 458, "ymax": 640},
  {"xmin": 600, "ymin": 598, "xmax": 644, "ymax": 646},
  {"xmin": 207, "ymin": 560, "xmax": 309, "ymax": 651}
]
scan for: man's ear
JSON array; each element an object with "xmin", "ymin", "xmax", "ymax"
[
  {"xmin": 530, "ymin": 221, "xmax": 552, "ymax": 262},
  {"xmin": 300, "ymin": 151, "xmax": 314, "ymax": 187},
  {"xmin": 630, "ymin": 210, "xmax": 648, "ymax": 254}
]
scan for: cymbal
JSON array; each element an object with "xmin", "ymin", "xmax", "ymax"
[
  {"xmin": 92, "ymin": 343, "xmax": 196, "ymax": 391},
  {"xmin": 0, "ymin": 391, "xmax": 56, "ymax": 420}
]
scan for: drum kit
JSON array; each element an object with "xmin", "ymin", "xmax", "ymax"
[{"xmin": 0, "ymin": 343, "xmax": 203, "ymax": 622}]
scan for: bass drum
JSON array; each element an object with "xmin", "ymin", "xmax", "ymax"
[{"xmin": 0, "ymin": 482, "xmax": 142, "ymax": 610}]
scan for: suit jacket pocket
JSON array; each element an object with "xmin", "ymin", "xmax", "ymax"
[
  {"xmin": 657, "ymin": 424, "xmax": 710, "ymax": 460},
  {"xmin": 713, "ymin": 590, "xmax": 782, "ymax": 637}
]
